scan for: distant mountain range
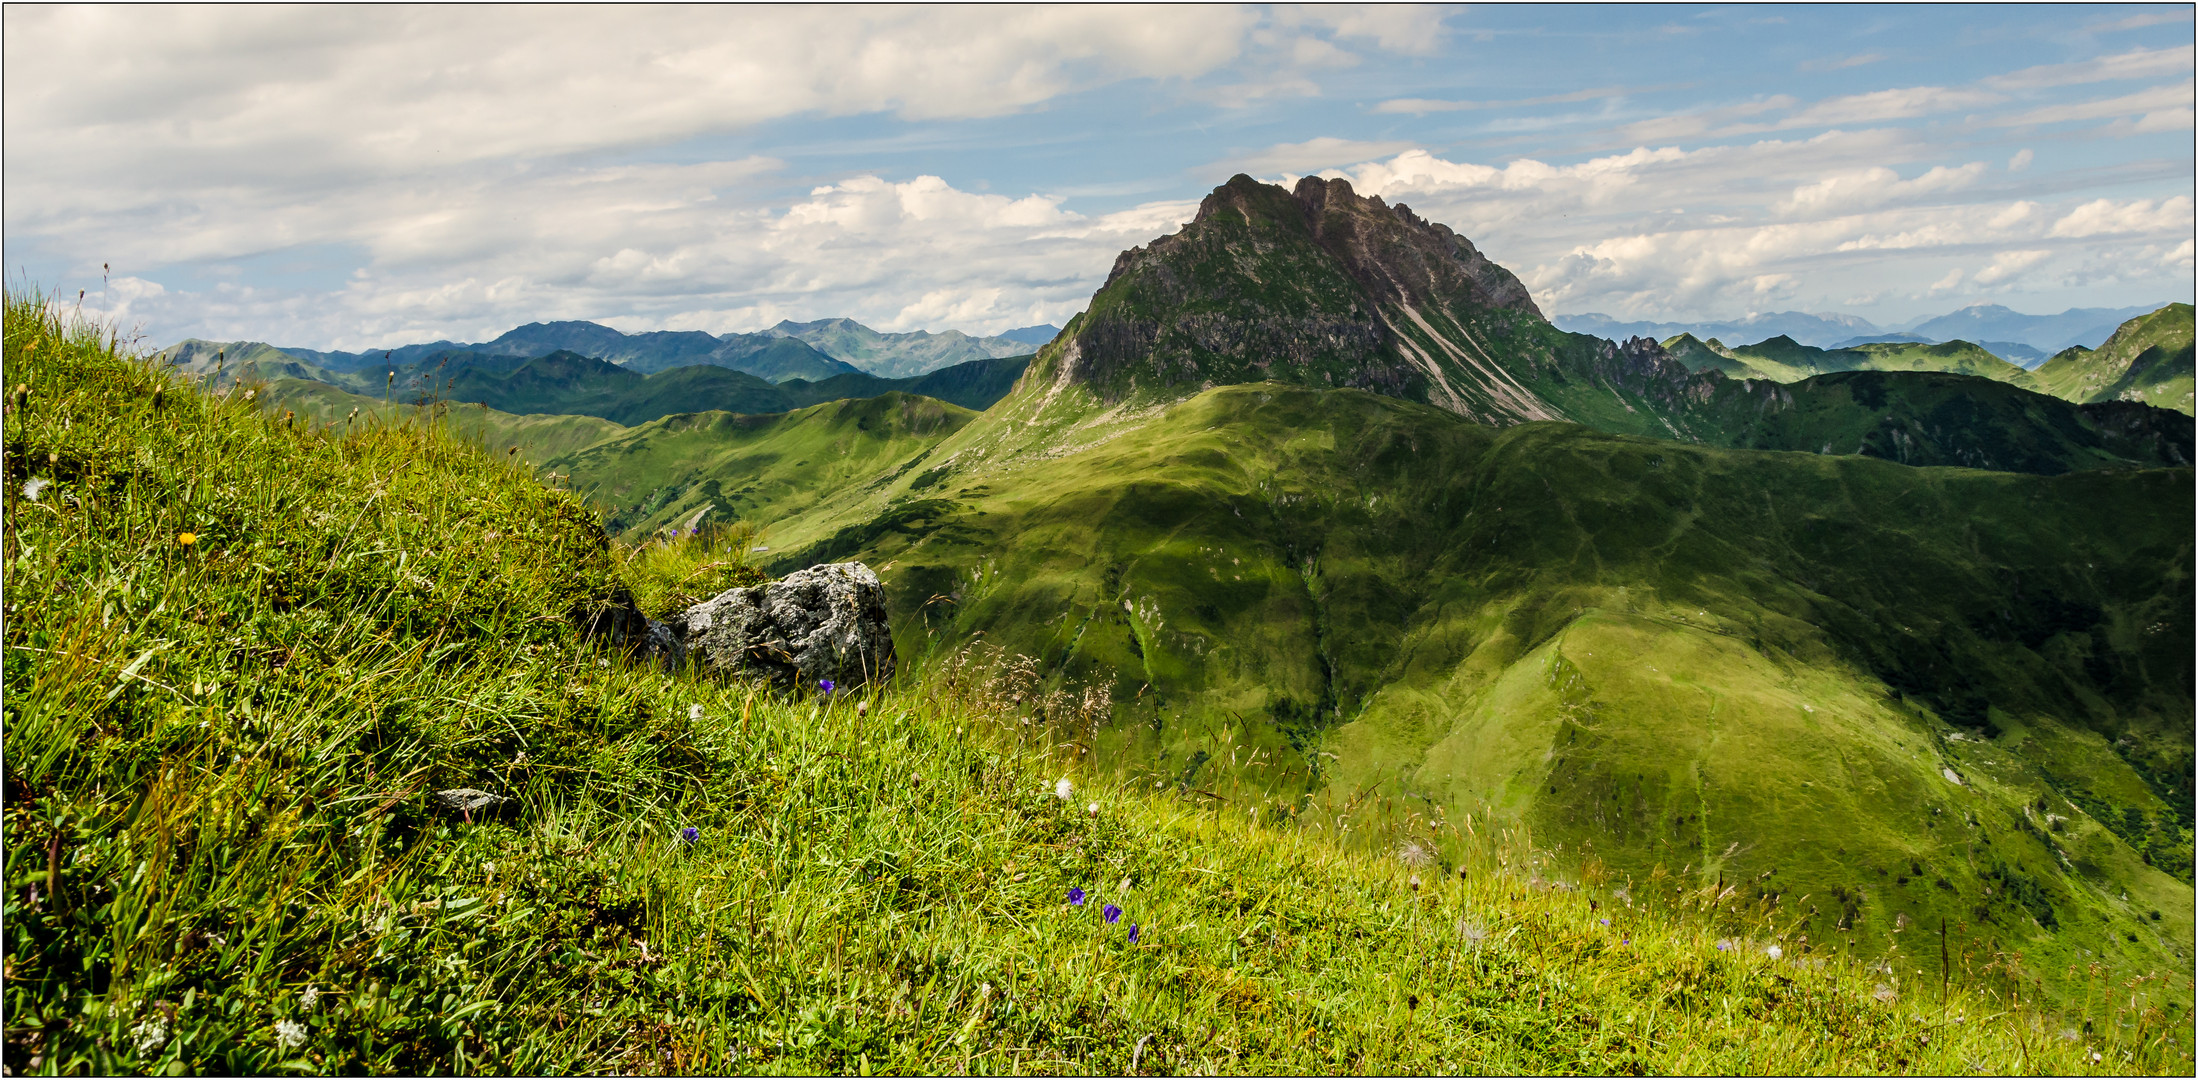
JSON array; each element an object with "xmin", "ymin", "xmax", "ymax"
[
  {"xmin": 176, "ymin": 317, "xmax": 1059, "ymax": 385},
  {"xmin": 1557, "ymin": 302, "xmax": 2168, "ymax": 364},
  {"xmin": 763, "ymin": 318, "xmax": 1055, "ymax": 378},
  {"xmin": 166, "ymin": 340, "xmax": 1030, "ymax": 426}
]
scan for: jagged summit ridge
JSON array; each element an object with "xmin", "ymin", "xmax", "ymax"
[{"xmin": 1061, "ymin": 173, "xmax": 1647, "ymax": 424}]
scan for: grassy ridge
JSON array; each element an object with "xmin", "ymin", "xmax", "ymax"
[
  {"xmin": 11, "ymin": 295, "xmax": 2188, "ymax": 1074},
  {"xmin": 741, "ymin": 377, "xmax": 2193, "ymax": 1012},
  {"xmin": 2033, "ymin": 304, "xmax": 2196, "ymax": 416}
]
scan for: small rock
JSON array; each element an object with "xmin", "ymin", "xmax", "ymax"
[{"xmin": 433, "ymin": 789, "xmax": 509, "ymax": 816}]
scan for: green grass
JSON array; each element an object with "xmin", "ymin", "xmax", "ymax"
[
  {"xmin": 261, "ymin": 378, "xmax": 626, "ymax": 467},
  {"xmin": 10, "ymin": 293, "xmax": 2190, "ymax": 1074},
  {"xmin": 2033, "ymin": 305, "xmax": 2195, "ymax": 416},
  {"xmin": 690, "ymin": 370, "xmax": 2193, "ymax": 1014}
]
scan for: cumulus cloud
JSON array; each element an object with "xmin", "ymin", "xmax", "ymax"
[
  {"xmin": 1315, "ymin": 141, "xmax": 2191, "ymax": 320},
  {"xmin": 2, "ymin": 7, "xmax": 1260, "ymax": 179},
  {"xmin": 1972, "ymin": 249, "xmax": 2051, "ymax": 285},
  {"xmin": 1778, "ymin": 163, "xmax": 1987, "ymax": 216},
  {"xmin": 2047, "ymin": 196, "xmax": 2196, "ymax": 238},
  {"xmin": 83, "ymin": 169, "xmax": 1202, "ymax": 349}
]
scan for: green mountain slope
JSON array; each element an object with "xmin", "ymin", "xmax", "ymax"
[
  {"xmin": 1685, "ymin": 334, "xmax": 2040, "ymax": 388},
  {"xmin": 543, "ymin": 392, "xmax": 978, "ymax": 538},
  {"xmin": 279, "ymin": 348, "xmax": 1031, "ymax": 426},
  {"xmin": 2032, "ymin": 303, "xmax": 2196, "ymax": 416},
  {"xmin": 19, "ymin": 290, "xmax": 2168, "ymax": 1074},
  {"xmin": 1693, "ymin": 370, "xmax": 2191, "ymax": 474},
  {"xmin": 1659, "ymin": 333, "xmax": 1758, "ymax": 377},
  {"xmin": 738, "ymin": 381, "xmax": 2191, "ymax": 1006},
  {"xmin": 568, "ymin": 178, "xmax": 2193, "ymax": 1007},
  {"xmin": 260, "ymin": 377, "xmax": 626, "ymax": 465}
]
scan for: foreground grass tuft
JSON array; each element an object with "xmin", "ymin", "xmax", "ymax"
[{"xmin": 4, "ymin": 291, "xmax": 2187, "ymax": 1073}]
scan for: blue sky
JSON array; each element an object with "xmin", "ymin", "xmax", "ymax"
[{"xmin": 4, "ymin": 4, "xmax": 2191, "ymax": 350}]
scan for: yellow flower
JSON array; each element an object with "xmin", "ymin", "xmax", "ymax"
[{"xmin": 177, "ymin": 532, "xmax": 197, "ymax": 546}]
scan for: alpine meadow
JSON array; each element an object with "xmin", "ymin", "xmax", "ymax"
[{"xmin": 6, "ymin": 6, "xmax": 2197, "ymax": 1076}]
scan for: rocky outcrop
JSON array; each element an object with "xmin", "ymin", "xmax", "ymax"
[
  {"xmin": 667, "ymin": 562, "xmax": 896, "ymax": 689},
  {"xmin": 578, "ymin": 562, "xmax": 897, "ymax": 689}
]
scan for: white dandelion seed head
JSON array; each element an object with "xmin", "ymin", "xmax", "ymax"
[
  {"xmin": 1397, "ymin": 840, "xmax": 1434, "ymax": 868},
  {"xmin": 1766, "ymin": 944, "xmax": 1783, "ymax": 960},
  {"xmin": 1055, "ymin": 778, "xmax": 1073, "ymax": 801},
  {"xmin": 273, "ymin": 1018, "xmax": 308, "ymax": 1049},
  {"xmin": 689, "ymin": 704, "xmax": 705, "ymax": 721},
  {"xmin": 22, "ymin": 477, "xmax": 47, "ymax": 501},
  {"xmin": 1087, "ymin": 802, "xmax": 1099, "ymax": 815}
]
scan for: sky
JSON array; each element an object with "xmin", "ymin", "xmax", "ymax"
[{"xmin": 4, "ymin": 3, "xmax": 2193, "ymax": 351}]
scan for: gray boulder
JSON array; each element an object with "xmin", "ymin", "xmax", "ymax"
[{"xmin": 668, "ymin": 562, "xmax": 895, "ymax": 690}]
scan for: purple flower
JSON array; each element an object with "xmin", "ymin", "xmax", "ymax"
[
  {"xmin": 1599, "ymin": 918, "xmax": 1610, "ymax": 927},
  {"xmin": 819, "ymin": 679, "xmax": 836, "ymax": 694},
  {"xmin": 1127, "ymin": 923, "xmax": 1140, "ymax": 944},
  {"xmin": 679, "ymin": 826, "xmax": 699, "ymax": 845},
  {"xmin": 1103, "ymin": 903, "xmax": 1122, "ymax": 924},
  {"xmin": 1067, "ymin": 887, "xmax": 1086, "ymax": 906}
]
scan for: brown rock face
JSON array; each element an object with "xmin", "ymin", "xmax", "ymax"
[{"xmin": 1289, "ymin": 175, "xmax": 1543, "ymax": 320}]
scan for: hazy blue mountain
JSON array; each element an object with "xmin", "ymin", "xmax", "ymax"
[
  {"xmin": 1829, "ymin": 333, "xmax": 1934, "ymax": 348},
  {"xmin": 1555, "ymin": 310, "xmax": 1885, "ymax": 348},
  {"xmin": 1907, "ymin": 303, "xmax": 2168, "ymax": 353},
  {"xmin": 995, "ymin": 323, "xmax": 1063, "ymax": 346},
  {"xmin": 766, "ymin": 317, "xmax": 1042, "ymax": 378},
  {"xmin": 1565, "ymin": 303, "xmax": 2173, "ymax": 355},
  {"xmin": 278, "ymin": 340, "xmax": 472, "ymax": 372}
]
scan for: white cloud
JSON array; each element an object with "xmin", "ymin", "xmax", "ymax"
[
  {"xmin": 1972, "ymin": 249, "xmax": 2050, "ymax": 286},
  {"xmin": 1985, "ymin": 44, "xmax": 2195, "ymax": 90},
  {"xmin": 90, "ymin": 170, "xmax": 1202, "ymax": 349},
  {"xmin": 2, "ymin": 7, "xmax": 1260, "ymax": 178},
  {"xmin": 1371, "ymin": 86, "xmax": 1640, "ymax": 115},
  {"xmin": 2008, "ymin": 148, "xmax": 2034, "ymax": 172},
  {"xmin": 1222, "ymin": 137, "xmax": 1420, "ymax": 177},
  {"xmin": 2047, "ymin": 196, "xmax": 2196, "ymax": 238},
  {"xmin": 1276, "ymin": 4, "xmax": 1450, "ymax": 56},
  {"xmin": 1778, "ymin": 163, "xmax": 1987, "ymax": 216},
  {"xmin": 1995, "ymin": 80, "xmax": 2196, "ymax": 127},
  {"xmin": 1801, "ymin": 52, "xmax": 1887, "ymax": 73},
  {"xmin": 1779, "ymin": 86, "xmax": 2005, "ymax": 128},
  {"xmin": 1312, "ymin": 141, "xmax": 2187, "ymax": 321}
]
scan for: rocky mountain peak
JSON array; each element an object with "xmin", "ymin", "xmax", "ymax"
[{"xmin": 1064, "ymin": 174, "xmax": 1565, "ymax": 418}]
